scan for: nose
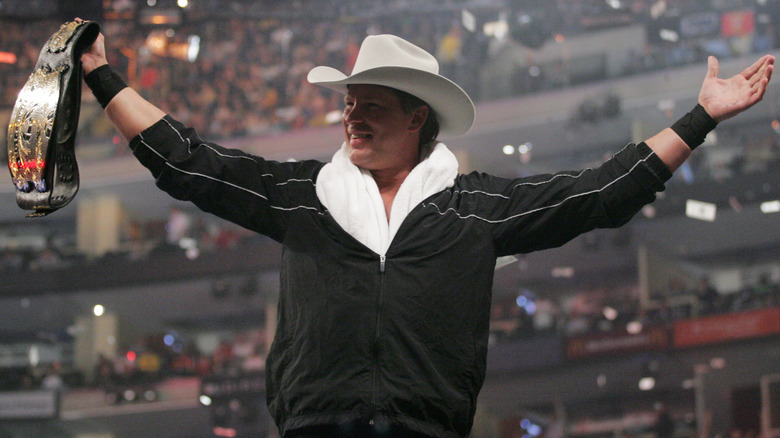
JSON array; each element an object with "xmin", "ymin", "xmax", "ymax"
[{"xmin": 343, "ymin": 104, "xmax": 363, "ymax": 123}]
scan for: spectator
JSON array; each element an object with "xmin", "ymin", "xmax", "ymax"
[{"xmin": 697, "ymin": 277, "xmax": 720, "ymax": 315}]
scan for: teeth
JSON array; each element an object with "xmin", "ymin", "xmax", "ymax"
[{"xmin": 351, "ymin": 134, "xmax": 371, "ymax": 139}]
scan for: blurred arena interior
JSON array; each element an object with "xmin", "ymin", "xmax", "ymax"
[{"xmin": 1, "ymin": 0, "xmax": 780, "ymax": 437}]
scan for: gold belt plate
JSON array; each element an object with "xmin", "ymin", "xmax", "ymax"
[{"xmin": 7, "ymin": 65, "xmax": 65, "ymax": 193}]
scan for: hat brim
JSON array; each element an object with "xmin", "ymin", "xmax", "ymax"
[{"xmin": 308, "ymin": 66, "xmax": 475, "ymax": 137}]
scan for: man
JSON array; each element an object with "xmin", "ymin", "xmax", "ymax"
[{"xmin": 80, "ymin": 25, "xmax": 773, "ymax": 438}]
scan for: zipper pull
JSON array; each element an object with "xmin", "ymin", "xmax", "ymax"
[{"xmin": 379, "ymin": 255, "xmax": 386, "ymax": 273}]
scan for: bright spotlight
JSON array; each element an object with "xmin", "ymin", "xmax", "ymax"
[
  {"xmin": 685, "ymin": 199, "xmax": 716, "ymax": 222},
  {"xmin": 638, "ymin": 376, "xmax": 656, "ymax": 391},
  {"xmin": 93, "ymin": 304, "xmax": 105, "ymax": 316},
  {"xmin": 760, "ymin": 200, "xmax": 780, "ymax": 213},
  {"xmin": 518, "ymin": 142, "xmax": 532, "ymax": 154},
  {"xmin": 187, "ymin": 35, "xmax": 201, "ymax": 62},
  {"xmin": 626, "ymin": 320, "xmax": 643, "ymax": 334},
  {"xmin": 602, "ymin": 306, "xmax": 618, "ymax": 321}
]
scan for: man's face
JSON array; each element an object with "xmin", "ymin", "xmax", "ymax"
[{"xmin": 342, "ymin": 84, "xmax": 427, "ymax": 173}]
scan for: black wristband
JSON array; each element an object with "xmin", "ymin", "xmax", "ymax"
[
  {"xmin": 84, "ymin": 64, "xmax": 128, "ymax": 109},
  {"xmin": 670, "ymin": 103, "xmax": 718, "ymax": 150}
]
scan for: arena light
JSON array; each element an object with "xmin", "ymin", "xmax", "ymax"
[
  {"xmin": 685, "ymin": 199, "xmax": 716, "ymax": 222},
  {"xmin": 145, "ymin": 31, "xmax": 168, "ymax": 56},
  {"xmin": 483, "ymin": 14, "xmax": 509, "ymax": 40},
  {"xmin": 659, "ymin": 28, "xmax": 680, "ymax": 42},
  {"xmin": 502, "ymin": 145, "xmax": 515, "ymax": 155},
  {"xmin": 29, "ymin": 345, "xmax": 40, "ymax": 367},
  {"xmin": 187, "ymin": 35, "xmax": 200, "ymax": 62},
  {"xmin": 602, "ymin": 306, "xmax": 618, "ymax": 321},
  {"xmin": 139, "ymin": 8, "xmax": 182, "ymax": 25},
  {"xmin": 0, "ymin": 52, "xmax": 17, "ymax": 64},
  {"xmin": 551, "ymin": 266, "xmax": 574, "ymax": 278},
  {"xmin": 710, "ymin": 357, "xmax": 726, "ymax": 369},
  {"xmin": 213, "ymin": 427, "xmax": 237, "ymax": 438},
  {"xmin": 761, "ymin": 200, "xmax": 780, "ymax": 213},
  {"xmin": 638, "ymin": 376, "xmax": 656, "ymax": 391},
  {"xmin": 518, "ymin": 142, "xmax": 532, "ymax": 154},
  {"xmin": 626, "ymin": 320, "xmax": 643, "ymax": 334},
  {"xmin": 461, "ymin": 9, "xmax": 477, "ymax": 33},
  {"xmin": 325, "ymin": 110, "xmax": 342, "ymax": 125},
  {"xmin": 93, "ymin": 304, "xmax": 105, "ymax": 316}
]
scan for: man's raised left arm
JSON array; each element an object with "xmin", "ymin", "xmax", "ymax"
[{"xmin": 645, "ymin": 54, "xmax": 774, "ymax": 172}]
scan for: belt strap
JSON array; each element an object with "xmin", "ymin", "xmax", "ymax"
[{"xmin": 7, "ymin": 20, "xmax": 100, "ymax": 217}]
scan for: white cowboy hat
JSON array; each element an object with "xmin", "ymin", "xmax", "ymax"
[{"xmin": 307, "ymin": 34, "xmax": 475, "ymax": 137}]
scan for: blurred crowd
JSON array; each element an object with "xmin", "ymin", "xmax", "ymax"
[
  {"xmin": 5, "ymin": 260, "xmax": 777, "ymax": 396},
  {"xmin": 488, "ymin": 271, "xmax": 780, "ymax": 344},
  {"xmin": 2, "ymin": 0, "xmax": 778, "ymax": 145}
]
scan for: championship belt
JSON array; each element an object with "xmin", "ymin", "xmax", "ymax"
[{"xmin": 7, "ymin": 20, "xmax": 100, "ymax": 217}]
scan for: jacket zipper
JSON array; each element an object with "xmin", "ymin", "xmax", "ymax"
[{"xmin": 371, "ymin": 254, "xmax": 386, "ymax": 422}]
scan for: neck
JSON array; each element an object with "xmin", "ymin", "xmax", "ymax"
[
  {"xmin": 370, "ymin": 166, "xmax": 415, "ymax": 221},
  {"xmin": 371, "ymin": 166, "xmax": 413, "ymax": 194}
]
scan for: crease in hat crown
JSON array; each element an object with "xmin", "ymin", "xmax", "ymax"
[
  {"xmin": 307, "ymin": 34, "xmax": 475, "ymax": 137},
  {"xmin": 351, "ymin": 34, "xmax": 440, "ymax": 75}
]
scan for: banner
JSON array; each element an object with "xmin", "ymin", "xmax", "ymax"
[
  {"xmin": 721, "ymin": 9, "xmax": 755, "ymax": 37},
  {"xmin": 0, "ymin": 390, "xmax": 59, "ymax": 419},
  {"xmin": 673, "ymin": 307, "xmax": 780, "ymax": 348},
  {"xmin": 566, "ymin": 326, "xmax": 669, "ymax": 360}
]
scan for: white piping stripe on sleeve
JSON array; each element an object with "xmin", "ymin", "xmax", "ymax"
[
  {"xmin": 182, "ymin": 146, "xmax": 315, "ymax": 187},
  {"xmin": 201, "ymin": 143, "xmax": 258, "ymax": 162},
  {"xmin": 456, "ymin": 169, "xmax": 589, "ymax": 200},
  {"xmin": 160, "ymin": 119, "xmax": 316, "ymax": 187},
  {"xmin": 426, "ymin": 188, "xmax": 600, "ymax": 224},
  {"xmin": 138, "ymin": 140, "xmax": 322, "ymax": 214},
  {"xmin": 509, "ymin": 170, "xmax": 587, "ymax": 189},
  {"xmin": 276, "ymin": 178, "xmax": 315, "ymax": 186},
  {"xmin": 428, "ymin": 152, "xmax": 656, "ymax": 224},
  {"xmin": 162, "ymin": 117, "xmax": 191, "ymax": 148},
  {"xmin": 454, "ymin": 142, "xmax": 643, "ymax": 200}
]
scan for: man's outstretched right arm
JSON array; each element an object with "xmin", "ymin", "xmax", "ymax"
[{"xmin": 81, "ymin": 31, "xmax": 166, "ymax": 141}]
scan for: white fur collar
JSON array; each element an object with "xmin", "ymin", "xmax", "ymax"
[{"xmin": 315, "ymin": 142, "xmax": 459, "ymax": 255}]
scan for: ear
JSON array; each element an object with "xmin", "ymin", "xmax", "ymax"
[{"xmin": 407, "ymin": 105, "xmax": 429, "ymax": 133}]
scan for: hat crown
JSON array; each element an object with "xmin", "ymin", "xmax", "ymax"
[
  {"xmin": 307, "ymin": 34, "xmax": 474, "ymax": 136},
  {"xmin": 351, "ymin": 34, "xmax": 439, "ymax": 76}
]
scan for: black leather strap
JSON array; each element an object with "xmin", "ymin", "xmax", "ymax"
[{"xmin": 7, "ymin": 20, "xmax": 100, "ymax": 217}]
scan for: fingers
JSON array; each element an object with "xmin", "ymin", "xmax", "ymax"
[
  {"xmin": 747, "ymin": 64, "xmax": 772, "ymax": 107},
  {"xmin": 742, "ymin": 55, "xmax": 772, "ymax": 82},
  {"xmin": 749, "ymin": 57, "xmax": 774, "ymax": 94},
  {"xmin": 764, "ymin": 56, "xmax": 775, "ymax": 83}
]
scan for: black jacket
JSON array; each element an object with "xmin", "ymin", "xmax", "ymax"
[{"xmin": 130, "ymin": 116, "xmax": 672, "ymax": 437}]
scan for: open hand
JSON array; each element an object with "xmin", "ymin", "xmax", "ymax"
[{"xmin": 698, "ymin": 54, "xmax": 774, "ymax": 122}]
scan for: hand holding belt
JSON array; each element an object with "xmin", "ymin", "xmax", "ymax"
[{"xmin": 7, "ymin": 20, "xmax": 100, "ymax": 217}]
